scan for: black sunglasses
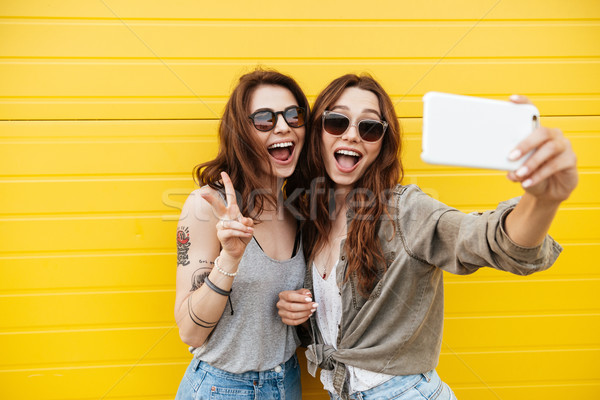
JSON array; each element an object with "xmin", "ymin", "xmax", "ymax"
[
  {"xmin": 322, "ymin": 110, "xmax": 388, "ymax": 142},
  {"xmin": 248, "ymin": 106, "xmax": 306, "ymax": 132}
]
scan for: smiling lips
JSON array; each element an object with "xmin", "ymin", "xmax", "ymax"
[
  {"xmin": 334, "ymin": 148, "xmax": 362, "ymax": 172},
  {"xmin": 267, "ymin": 141, "xmax": 295, "ymax": 164}
]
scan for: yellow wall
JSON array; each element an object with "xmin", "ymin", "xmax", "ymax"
[{"xmin": 1, "ymin": 1, "xmax": 599, "ymax": 399}]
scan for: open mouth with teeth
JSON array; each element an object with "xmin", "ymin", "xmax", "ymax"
[
  {"xmin": 334, "ymin": 149, "xmax": 362, "ymax": 172},
  {"xmin": 267, "ymin": 141, "xmax": 295, "ymax": 163}
]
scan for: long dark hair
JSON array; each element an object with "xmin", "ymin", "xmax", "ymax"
[
  {"xmin": 301, "ymin": 74, "xmax": 403, "ymax": 297},
  {"xmin": 194, "ymin": 68, "xmax": 310, "ymax": 219}
]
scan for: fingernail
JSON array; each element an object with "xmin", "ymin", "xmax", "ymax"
[
  {"xmin": 508, "ymin": 149, "xmax": 522, "ymax": 161},
  {"xmin": 522, "ymin": 179, "xmax": 533, "ymax": 188},
  {"xmin": 516, "ymin": 166, "xmax": 529, "ymax": 177},
  {"xmin": 312, "ymin": 303, "xmax": 319, "ymax": 308},
  {"xmin": 510, "ymin": 94, "xmax": 520, "ymax": 101},
  {"xmin": 304, "ymin": 297, "xmax": 312, "ymax": 302}
]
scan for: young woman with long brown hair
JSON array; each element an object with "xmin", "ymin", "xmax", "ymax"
[
  {"xmin": 174, "ymin": 69, "xmax": 314, "ymax": 400},
  {"xmin": 277, "ymin": 74, "xmax": 578, "ymax": 399}
]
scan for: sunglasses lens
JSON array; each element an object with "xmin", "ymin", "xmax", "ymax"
[
  {"xmin": 284, "ymin": 106, "xmax": 305, "ymax": 128},
  {"xmin": 323, "ymin": 113, "xmax": 350, "ymax": 135},
  {"xmin": 358, "ymin": 120, "xmax": 384, "ymax": 142},
  {"xmin": 252, "ymin": 111, "xmax": 275, "ymax": 131}
]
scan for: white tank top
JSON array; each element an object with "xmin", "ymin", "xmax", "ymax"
[{"xmin": 312, "ymin": 262, "xmax": 394, "ymax": 394}]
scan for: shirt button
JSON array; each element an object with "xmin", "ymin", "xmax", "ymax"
[
  {"xmin": 341, "ymin": 256, "xmax": 345, "ymax": 261},
  {"xmin": 274, "ymin": 365, "xmax": 282, "ymax": 373}
]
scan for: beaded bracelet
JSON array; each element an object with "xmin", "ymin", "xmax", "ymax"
[
  {"xmin": 204, "ymin": 276, "xmax": 231, "ymax": 297},
  {"xmin": 214, "ymin": 256, "xmax": 238, "ymax": 277}
]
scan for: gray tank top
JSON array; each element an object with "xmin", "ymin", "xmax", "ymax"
[{"xmin": 191, "ymin": 236, "xmax": 305, "ymax": 373}]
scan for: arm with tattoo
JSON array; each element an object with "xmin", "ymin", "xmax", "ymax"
[
  {"xmin": 175, "ymin": 226, "xmax": 228, "ymax": 342},
  {"xmin": 176, "ymin": 226, "xmax": 191, "ymax": 267},
  {"xmin": 174, "ymin": 178, "xmax": 252, "ymax": 348}
]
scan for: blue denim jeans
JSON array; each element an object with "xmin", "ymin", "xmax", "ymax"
[
  {"xmin": 175, "ymin": 353, "xmax": 301, "ymax": 400},
  {"xmin": 328, "ymin": 370, "xmax": 457, "ymax": 400}
]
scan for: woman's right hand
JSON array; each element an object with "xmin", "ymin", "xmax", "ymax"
[
  {"xmin": 200, "ymin": 172, "xmax": 254, "ymax": 261},
  {"xmin": 277, "ymin": 289, "xmax": 318, "ymax": 326}
]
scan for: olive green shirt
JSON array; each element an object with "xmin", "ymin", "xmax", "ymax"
[{"xmin": 305, "ymin": 184, "xmax": 562, "ymax": 398}]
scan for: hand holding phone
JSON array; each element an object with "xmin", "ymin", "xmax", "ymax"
[{"xmin": 421, "ymin": 92, "xmax": 540, "ymax": 171}]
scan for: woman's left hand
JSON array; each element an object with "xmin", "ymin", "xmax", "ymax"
[
  {"xmin": 506, "ymin": 95, "xmax": 578, "ymax": 202},
  {"xmin": 276, "ymin": 289, "xmax": 318, "ymax": 326}
]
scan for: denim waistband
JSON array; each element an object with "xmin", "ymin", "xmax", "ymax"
[{"xmin": 193, "ymin": 353, "xmax": 298, "ymax": 383}]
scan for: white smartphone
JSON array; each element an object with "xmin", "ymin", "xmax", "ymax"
[{"xmin": 421, "ymin": 92, "xmax": 539, "ymax": 171}]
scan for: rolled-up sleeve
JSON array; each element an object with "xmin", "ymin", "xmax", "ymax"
[{"xmin": 396, "ymin": 185, "xmax": 563, "ymax": 275}]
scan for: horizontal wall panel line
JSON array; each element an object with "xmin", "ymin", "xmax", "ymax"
[
  {"xmin": 445, "ymin": 312, "xmax": 600, "ymax": 320},
  {"xmin": 440, "ymin": 348, "xmax": 600, "ymax": 356},
  {"xmin": 2, "ymin": 133, "xmax": 596, "ymax": 143},
  {"xmin": 2, "ymin": 94, "xmax": 598, "ymax": 99},
  {"xmin": 0, "ymin": 361, "xmax": 188, "ymax": 374},
  {"xmin": 3, "ymin": 102, "xmax": 598, "ymax": 120},
  {"xmin": 0, "ymin": 213, "xmax": 180, "ymax": 221},
  {"xmin": 0, "ymin": 241, "xmax": 591, "ymax": 259},
  {"xmin": 2, "ymin": 59, "xmax": 600, "ymax": 65},
  {"xmin": 444, "ymin": 272, "xmax": 600, "ymax": 281},
  {"xmin": 0, "ymin": 173, "xmax": 194, "ymax": 180},
  {"xmin": 0, "ymin": 207, "xmax": 597, "ymax": 221},
  {"xmin": 446, "ymin": 310, "xmax": 600, "ymax": 318},
  {"xmin": 406, "ymin": 166, "xmax": 600, "ymax": 174},
  {"xmin": 0, "ymin": 248, "xmax": 173, "ymax": 258},
  {"xmin": 0, "ymin": 289, "xmax": 174, "ymax": 298},
  {"xmin": 0, "ymin": 114, "xmax": 598, "ymax": 122},
  {"xmin": 413, "ymin": 204, "xmax": 600, "ymax": 212},
  {"xmin": 0, "ymin": 1, "xmax": 598, "ymax": 20},
  {"xmin": 406, "ymin": 170, "xmax": 600, "ymax": 178},
  {"xmin": 0, "ymin": 251, "xmax": 172, "ymax": 260},
  {"xmin": 0, "ymin": 117, "xmax": 218, "ymax": 121},
  {"xmin": 0, "ymin": 139, "xmax": 210, "ymax": 144},
  {"xmin": 2, "ymin": 17, "xmax": 600, "ymax": 23},
  {"xmin": 445, "ymin": 278, "xmax": 600, "ymax": 285},
  {"xmin": 2, "ymin": 55, "xmax": 600, "ymax": 61},
  {"xmin": 2, "ymin": 313, "xmax": 597, "ymax": 335},
  {"xmin": 3, "ymin": 279, "xmax": 597, "ymax": 297},
  {"xmin": 0, "ymin": 97, "xmax": 597, "ymax": 103},
  {"xmin": 8, "ymin": 349, "xmax": 598, "ymax": 374},
  {"xmin": 404, "ymin": 131, "xmax": 600, "ymax": 139},
  {"xmin": 0, "ymin": 95, "xmax": 227, "ymax": 99},
  {"xmin": 1, "ymin": 322, "xmax": 178, "ymax": 334},
  {"xmin": 0, "ymin": 286, "xmax": 175, "ymax": 297},
  {"xmin": 0, "ymin": 325, "xmax": 175, "ymax": 336},
  {"xmin": 0, "ymin": 212, "xmax": 180, "ymax": 219},
  {"xmin": 451, "ymin": 381, "xmax": 600, "ymax": 389},
  {"xmin": 2, "ymin": 351, "xmax": 599, "ymax": 373},
  {"xmin": 0, "ymin": 175, "xmax": 190, "ymax": 182},
  {"xmin": 1, "ymin": 170, "xmax": 599, "ymax": 180},
  {"xmin": 1, "ymin": 358, "xmax": 191, "ymax": 374}
]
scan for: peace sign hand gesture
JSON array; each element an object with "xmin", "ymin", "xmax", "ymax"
[{"xmin": 201, "ymin": 172, "xmax": 254, "ymax": 261}]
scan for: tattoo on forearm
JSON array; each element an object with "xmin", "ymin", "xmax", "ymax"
[
  {"xmin": 176, "ymin": 226, "xmax": 191, "ymax": 267},
  {"xmin": 190, "ymin": 267, "xmax": 211, "ymax": 291},
  {"xmin": 187, "ymin": 293, "xmax": 219, "ymax": 328}
]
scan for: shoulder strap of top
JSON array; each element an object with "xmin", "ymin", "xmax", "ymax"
[{"xmin": 254, "ymin": 220, "xmax": 301, "ymax": 258}]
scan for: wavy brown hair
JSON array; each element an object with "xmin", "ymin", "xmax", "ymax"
[
  {"xmin": 301, "ymin": 74, "xmax": 403, "ymax": 297},
  {"xmin": 194, "ymin": 68, "xmax": 310, "ymax": 219}
]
